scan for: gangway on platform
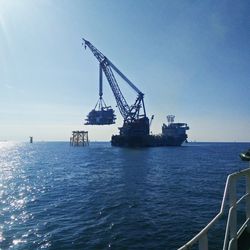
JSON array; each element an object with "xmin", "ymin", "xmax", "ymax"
[{"xmin": 179, "ymin": 166, "xmax": 250, "ymax": 250}]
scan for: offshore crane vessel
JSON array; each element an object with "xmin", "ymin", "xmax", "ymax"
[{"xmin": 82, "ymin": 38, "xmax": 189, "ymax": 147}]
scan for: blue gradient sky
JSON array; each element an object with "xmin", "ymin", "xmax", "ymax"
[{"xmin": 0, "ymin": 0, "xmax": 250, "ymax": 141}]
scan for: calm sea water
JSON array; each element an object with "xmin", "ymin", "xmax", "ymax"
[{"xmin": 0, "ymin": 141, "xmax": 250, "ymax": 250}]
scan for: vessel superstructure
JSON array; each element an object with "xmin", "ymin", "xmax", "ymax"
[{"xmin": 162, "ymin": 115, "xmax": 189, "ymax": 146}]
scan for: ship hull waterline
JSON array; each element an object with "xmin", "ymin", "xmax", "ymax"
[{"xmin": 111, "ymin": 135, "xmax": 187, "ymax": 147}]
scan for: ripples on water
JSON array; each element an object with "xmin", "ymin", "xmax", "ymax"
[{"xmin": 0, "ymin": 141, "xmax": 249, "ymax": 249}]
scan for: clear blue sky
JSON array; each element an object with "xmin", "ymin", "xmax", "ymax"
[{"xmin": 0, "ymin": 0, "xmax": 250, "ymax": 142}]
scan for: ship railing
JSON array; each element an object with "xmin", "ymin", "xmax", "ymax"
[{"xmin": 178, "ymin": 167, "xmax": 250, "ymax": 250}]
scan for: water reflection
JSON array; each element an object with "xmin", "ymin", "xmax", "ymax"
[
  {"xmin": 0, "ymin": 142, "xmax": 249, "ymax": 249},
  {"xmin": 0, "ymin": 142, "xmax": 51, "ymax": 249}
]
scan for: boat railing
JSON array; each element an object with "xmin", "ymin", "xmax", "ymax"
[{"xmin": 178, "ymin": 167, "xmax": 250, "ymax": 250}]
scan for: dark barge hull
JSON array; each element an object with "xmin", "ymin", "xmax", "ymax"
[{"xmin": 111, "ymin": 134, "xmax": 187, "ymax": 147}]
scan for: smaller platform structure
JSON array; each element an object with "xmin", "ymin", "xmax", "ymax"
[{"xmin": 70, "ymin": 131, "xmax": 89, "ymax": 146}]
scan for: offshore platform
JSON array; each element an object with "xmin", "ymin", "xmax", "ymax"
[{"xmin": 82, "ymin": 38, "xmax": 189, "ymax": 147}]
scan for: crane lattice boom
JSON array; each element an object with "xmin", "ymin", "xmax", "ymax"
[{"xmin": 82, "ymin": 38, "xmax": 146, "ymax": 123}]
